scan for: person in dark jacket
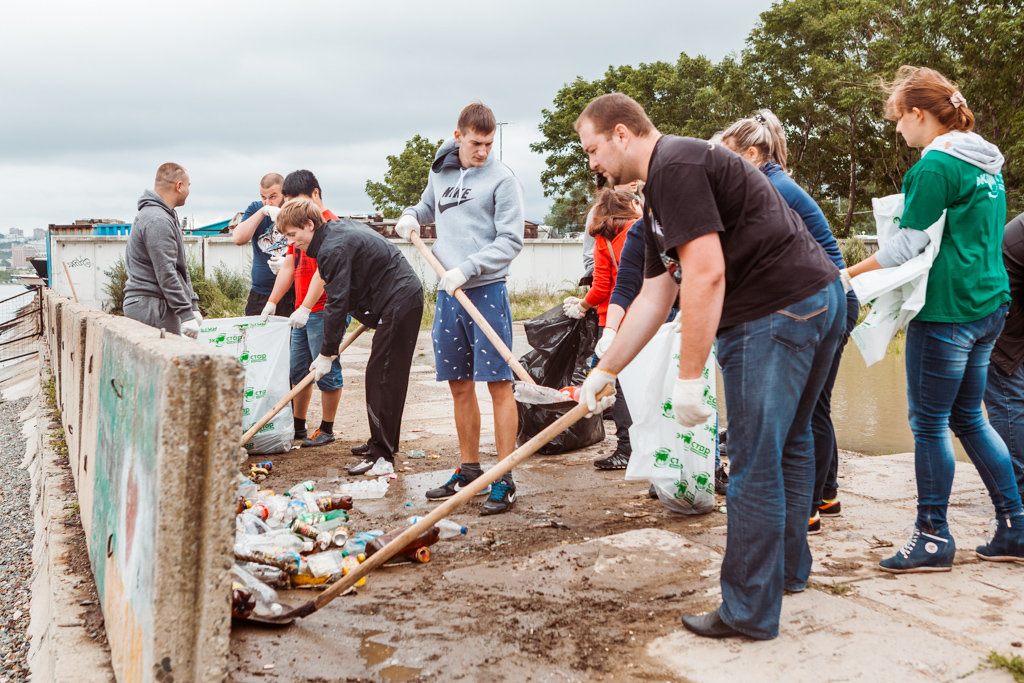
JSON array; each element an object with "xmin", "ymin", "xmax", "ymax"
[
  {"xmin": 985, "ymin": 212, "xmax": 1024, "ymax": 495},
  {"xmin": 123, "ymin": 163, "xmax": 201, "ymax": 338},
  {"xmin": 274, "ymin": 197, "xmax": 424, "ymax": 474}
]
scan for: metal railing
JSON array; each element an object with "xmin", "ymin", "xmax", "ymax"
[{"xmin": 0, "ymin": 286, "xmax": 43, "ymax": 363}]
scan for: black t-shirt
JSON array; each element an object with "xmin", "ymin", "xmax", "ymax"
[{"xmin": 643, "ymin": 135, "xmax": 838, "ymax": 329}]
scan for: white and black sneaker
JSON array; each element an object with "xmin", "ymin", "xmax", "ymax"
[
  {"xmin": 425, "ymin": 467, "xmax": 490, "ymax": 501},
  {"xmin": 480, "ymin": 478, "xmax": 516, "ymax": 516},
  {"xmin": 349, "ymin": 457, "xmax": 387, "ymax": 476}
]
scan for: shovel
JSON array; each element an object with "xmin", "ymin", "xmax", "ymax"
[
  {"xmin": 240, "ymin": 323, "xmax": 368, "ymax": 447},
  {"xmin": 241, "ymin": 384, "xmax": 614, "ymax": 625},
  {"xmin": 408, "ymin": 232, "xmax": 571, "ymax": 407}
]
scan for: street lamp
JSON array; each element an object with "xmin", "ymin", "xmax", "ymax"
[{"xmin": 496, "ymin": 121, "xmax": 510, "ymax": 160}]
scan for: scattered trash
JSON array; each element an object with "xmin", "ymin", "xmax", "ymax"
[
  {"xmin": 367, "ymin": 459, "xmax": 395, "ymax": 476},
  {"xmin": 407, "ymin": 517, "xmax": 468, "ymax": 539},
  {"xmin": 407, "ymin": 449, "xmax": 426, "ymax": 459},
  {"xmin": 481, "ymin": 531, "xmax": 497, "ymax": 545},
  {"xmin": 366, "ymin": 524, "xmax": 440, "ymax": 563},
  {"xmin": 344, "ymin": 531, "xmax": 384, "ymax": 555},
  {"xmin": 428, "ymin": 455, "xmax": 440, "ymax": 459},
  {"xmin": 338, "ymin": 477, "xmax": 390, "ymax": 499},
  {"xmin": 867, "ymin": 536, "xmax": 893, "ymax": 549},
  {"xmin": 623, "ymin": 512, "xmax": 649, "ymax": 519},
  {"xmin": 530, "ymin": 520, "xmax": 570, "ymax": 530},
  {"xmin": 718, "ymin": 506, "xmax": 727, "ymax": 514}
]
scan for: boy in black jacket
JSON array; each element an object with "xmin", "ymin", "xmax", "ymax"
[{"xmin": 275, "ymin": 198, "xmax": 424, "ymax": 475}]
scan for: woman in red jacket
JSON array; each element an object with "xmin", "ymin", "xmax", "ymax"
[{"xmin": 564, "ymin": 188, "xmax": 641, "ymax": 468}]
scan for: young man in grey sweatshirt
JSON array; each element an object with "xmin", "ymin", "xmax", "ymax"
[
  {"xmin": 123, "ymin": 163, "xmax": 202, "ymax": 338},
  {"xmin": 396, "ymin": 102, "xmax": 525, "ymax": 515}
]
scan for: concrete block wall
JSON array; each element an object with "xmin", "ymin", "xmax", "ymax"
[{"xmin": 44, "ymin": 291, "xmax": 245, "ymax": 683}]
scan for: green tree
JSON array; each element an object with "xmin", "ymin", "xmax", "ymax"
[
  {"xmin": 365, "ymin": 135, "xmax": 444, "ymax": 218},
  {"xmin": 543, "ymin": 180, "xmax": 593, "ymax": 237}
]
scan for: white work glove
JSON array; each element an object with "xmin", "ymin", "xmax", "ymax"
[
  {"xmin": 562, "ymin": 295, "xmax": 582, "ymax": 313},
  {"xmin": 268, "ymin": 254, "xmax": 285, "ymax": 275},
  {"xmin": 395, "ymin": 214, "xmax": 419, "ymax": 240},
  {"xmin": 289, "ymin": 305, "xmax": 311, "ymax": 329},
  {"xmin": 439, "ymin": 268, "xmax": 468, "ymax": 296},
  {"xmin": 579, "ymin": 368, "xmax": 617, "ymax": 417},
  {"xmin": 260, "ymin": 301, "xmax": 276, "ymax": 322},
  {"xmin": 309, "ymin": 354, "xmax": 336, "ymax": 381},
  {"xmin": 564, "ymin": 300, "xmax": 587, "ymax": 319},
  {"xmin": 595, "ymin": 328, "xmax": 616, "ymax": 358},
  {"xmin": 839, "ymin": 268, "xmax": 852, "ymax": 293},
  {"xmin": 193, "ymin": 310, "xmax": 203, "ymax": 326},
  {"xmin": 181, "ymin": 318, "xmax": 200, "ymax": 339},
  {"xmin": 262, "ymin": 205, "xmax": 281, "ymax": 221},
  {"xmin": 672, "ymin": 377, "xmax": 714, "ymax": 428}
]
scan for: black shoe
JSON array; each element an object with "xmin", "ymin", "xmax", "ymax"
[
  {"xmin": 351, "ymin": 441, "xmax": 370, "ymax": 455},
  {"xmin": 648, "ymin": 484, "xmax": 658, "ymax": 499},
  {"xmin": 715, "ymin": 465, "xmax": 729, "ymax": 495},
  {"xmin": 681, "ymin": 608, "xmax": 744, "ymax": 639},
  {"xmin": 594, "ymin": 449, "xmax": 630, "ymax": 470},
  {"xmin": 347, "ymin": 458, "xmax": 377, "ymax": 476},
  {"xmin": 481, "ymin": 479, "xmax": 517, "ymax": 516},
  {"xmin": 301, "ymin": 429, "xmax": 335, "ymax": 448},
  {"xmin": 425, "ymin": 467, "xmax": 490, "ymax": 501}
]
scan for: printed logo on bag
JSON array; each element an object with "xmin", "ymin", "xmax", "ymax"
[
  {"xmin": 673, "ymin": 479, "xmax": 696, "ymax": 503},
  {"xmin": 689, "ymin": 442, "xmax": 711, "ymax": 458},
  {"xmin": 677, "ymin": 431, "xmax": 694, "ymax": 444},
  {"xmin": 242, "ymin": 407, "xmax": 250, "ymax": 416},
  {"xmin": 239, "ymin": 350, "xmax": 268, "ymax": 366},
  {"xmin": 244, "ymin": 387, "xmax": 267, "ymax": 403},
  {"xmin": 257, "ymin": 422, "xmax": 275, "ymax": 435},
  {"xmin": 692, "ymin": 471, "xmax": 714, "ymax": 495},
  {"xmin": 661, "ymin": 399, "xmax": 674, "ymax": 419},
  {"xmin": 703, "ymin": 422, "xmax": 717, "ymax": 437},
  {"xmin": 653, "ymin": 449, "xmax": 671, "ymax": 467},
  {"xmin": 703, "ymin": 386, "xmax": 717, "ymax": 410},
  {"xmin": 201, "ymin": 326, "xmax": 216, "ymax": 334}
]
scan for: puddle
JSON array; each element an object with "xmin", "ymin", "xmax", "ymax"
[{"xmin": 356, "ymin": 630, "xmax": 422, "ymax": 682}]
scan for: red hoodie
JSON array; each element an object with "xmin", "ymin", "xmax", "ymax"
[{"xmin": 584, "ymin": 218, "xmax": 638, "ymax": 326}]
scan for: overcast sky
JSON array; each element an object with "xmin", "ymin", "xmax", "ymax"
[{"xmin": 1, "ymin": 0, "xmax": 774, "ymax": 232}]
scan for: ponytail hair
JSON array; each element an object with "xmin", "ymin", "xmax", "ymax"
[
  {"xmin": 716, "ymin": 109, "xmax": 789, "ymax": 169},
  {"xmin": 589, "ymin": 189, "xmax": 640, "ymax": 239},
  {"xmin": 883, "ymin": 66, "xmax": 974, "ymax": 133}
]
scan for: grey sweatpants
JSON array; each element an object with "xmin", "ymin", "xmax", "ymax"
[{"xmin": 124, "ymin": 295, "xmax": 185, "ymax": 335}]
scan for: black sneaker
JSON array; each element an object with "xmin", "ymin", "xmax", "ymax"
[
  {"xmin": 715, "ymin": 465, "xmax": 729, "ymax": 495},
  {"xmin": 819, "ymin": 496, "xmax": 842, "ymax": 517},
  {"xmin": 351, "ymin": 441, "xmax": 370, "ymax": 455},
  {"xmin": 649, "ymin": 484, "xmax": 658, "ymax": 499},
  {"xmin": 425, "ymin": 467, "xmax": 490, "ymax": 501},
  {"xmin": 348, "ymin": 458, "xmax": 377, "ymax": 476},
  {"xmin": 481, "ymin": 479, "xmax": 517, "ymax": 516},
  {"xmin": 808, "ymin": 512, "xmax": 821, "ymax": 535},
  {"xmin": 301, "ymin": 429, "xmax": 335, "ymax": 448},
  {"xmin": 594, "ymin": 449, "xmax": 630, "ymax": 470}
]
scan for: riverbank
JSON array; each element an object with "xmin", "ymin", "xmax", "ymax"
[{"xmin": 227, "ymin": 328, "xmax": 1023, "ymax": 683}]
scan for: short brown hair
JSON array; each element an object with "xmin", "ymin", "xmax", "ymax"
[
  {"xmin": 155, "ymin": 163, "xmax": 187, "ymax": 189},
  {"xmin": 260, "ymin": 173, "xmax": 284, "ymax": 189},
  {"xmin": 883, "ymin": 66, "xmax": 974, "ymax": 133},
  {"xmin": 276, "ymin": 197, "xmax": 325, "ymax": 231},
  {"xmin": 589, "ymin": 189, "xmax": 640, "ymax": 239},
  {"xmin": 457, "ymin": 102, "xmax": 496, "ymax": 135},
  {"xmin": 575, "ymin": 93, "xmax": 655, "ymax": 138}
]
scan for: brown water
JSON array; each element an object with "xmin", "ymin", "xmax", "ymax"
[{"xmin": 717, "ymin": 344, "xmax": 970, "ymax": 459}]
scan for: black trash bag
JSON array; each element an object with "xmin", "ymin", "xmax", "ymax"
[{"xmin": 516, "ymin": 304, "xmax": 605, "ymax": 454}]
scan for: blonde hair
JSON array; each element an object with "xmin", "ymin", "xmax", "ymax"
[
  {"xmin": 155, "ymin": 163, "xmax": 188, "ymax": 189},
  {"xmin": 882, "ymin": 66, "xmax": 974, "ymax": 132},
  {"xmin": 276, "ymin": 197, "xmax": 324, "ymax": 231},
  {"xmin": 260, "ymin": 173, "xmax": 283, "ymax": 189},
  {"xmin": 716, "ymin": 110, "xmax": 788, "ymax": 169}
]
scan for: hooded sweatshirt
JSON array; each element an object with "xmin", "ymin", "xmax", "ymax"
[
  {"xmin": 876, "ymin": 130, "xmax": 1009, "ymax": 322},
  {"xmin": 403, "ymin": 138, "xmax": 524, "ymax": 290},
  {"xmin": 124, "ymin": 189, "xmax": 198, "ymax": 322}
]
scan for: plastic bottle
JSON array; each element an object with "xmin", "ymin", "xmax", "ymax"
[
  {"xmin": 237, "ymin": 477, "xmax": 258, "ymax": 501},
  {"xmin": 332, "ymin": 527, "xmax": 349, "ymax": 548},
  {"xmin": 343, "ymin": 530, "xmax": 384, "ymax": 555},
  {"xmin": 365, "ymin": 525, "xmax": 441, "ymax": 559},
  {"xmin": 306, "ymin": 549, "xmax": 345, "ymax": 578},
  {"xmin": 341, "ymin": 553, "xmax": 367, "ymax": 585},
  {"xmin": 236, "ymin": 513, "xmax": 271, "ymax": 537},
  {"xmin": 291, "ymin": 519, "xmax": 322, "ymax": 539},
  {"xmin": 407, "ymin": 517, "xmax": 468, "ymax": 539},
  {"xmin": 237, "ymin": 562, "xmax": 289, "ymax": 589},
  {"xmin": 314, "ymin": 493, "xmax": 353, "ymax": 511},
  {"xmin": 297, "ymin": 509, "xmax": 349, "ymax": 530},
  {"xmin": 233, "ymin": 565, "xmax": 283, "ymax": 617},
  {"xmin": 236, "ymin": 531, "xmax": 313, "ymax": 556},
  {"xmin": 282, "ymin": 500, "xmax": 308, "ymax": 526},
  {"xmin": 337, "ymin": 477, "xmax": 389, "ymax": 499},
  {"xmin": 314, "ymin": 532, "xmax": 333, "ymax": 552},
  {"xmin": 286, "ymin": 480, "xmax": 317, "ymax": 498},
  {"xmin": 231, "ymin": 585, "xmax": 255, "ymax": 619}
]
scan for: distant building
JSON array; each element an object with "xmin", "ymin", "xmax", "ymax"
[
  {"xmin": 9, "ymin": 228, "xmax": 24, "ymax": 238},
  {"xmin": 12, "ymin": 245, "xmax": 37, "ymax": 268},
  {"xmin": 33, "ymin": 228, "xmax": 46, "ymax": 240}
]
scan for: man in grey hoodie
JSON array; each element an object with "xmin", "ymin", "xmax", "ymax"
[
  {"xmin": 396, "ymin": 102, "xmax": 525, "ymax": 515},
  {"xmin": 123, "ymin": 163, "xmax": 201, "ymax": 338}
]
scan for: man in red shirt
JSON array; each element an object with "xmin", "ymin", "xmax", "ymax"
[{"xmin": 262, "ymin": 170, "xmax": 343, "ymax": 449}]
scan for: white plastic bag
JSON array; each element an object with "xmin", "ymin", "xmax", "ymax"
[
  {"xmin": 618, "ymin": 322, "xmax": 717, "ymax": 514},
  {"xmin": 850, "ymin": 194, "xmax": 945, "ymax": 366},
  {"xmin": 196, "ymin": 316, "xmax": 295, "ymax": 454}
]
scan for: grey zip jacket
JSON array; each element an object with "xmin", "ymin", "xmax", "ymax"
[
  {"xmin": 124, "ymin": 189, "xmax": 199, "ymax": 322},
  {"xmin": 403, "ymin": 138, "xmax": 524, "ymax": 289}
]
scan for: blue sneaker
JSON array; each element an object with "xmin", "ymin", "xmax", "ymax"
[
  {"xmin": 879, "ymin": 526, "xmax": 955, "ymax": 573},
  {"xmin": 481, "ymin": 478, "xmax": 517, "ymax": 516},
  {"xmin": 977, "ymin": 513, "xmax": 1024, "ymax": 563},
  {"xmin": 425, "ymin": 467, "xmax": 490, "ymax": 501}
]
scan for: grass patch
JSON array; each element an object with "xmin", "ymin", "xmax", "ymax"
[
  {"xmin": 829, "ymin": 581, "xmax": 854, "ymax": 596},
  {"xmin": 419, "ymin": 285, "xmax": 586, "ymax": 331},
  {"xmin": 42, "ymin": 373, "xmax": 68, "ymax": 456},
  {"xmin": 989, "ymin": 652, "xmax": 1024, "ymax": 681}
]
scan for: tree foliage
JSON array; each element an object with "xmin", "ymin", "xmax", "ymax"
[
  {"xmin": 533, "ymin": 0, "xmax": 1024, "ymax": 237},
  {"xmin": 365, "ymin": 135, "xmax": 444, "ymax": 219}
]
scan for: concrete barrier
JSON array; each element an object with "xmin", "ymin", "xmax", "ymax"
[{"xmin": 45, "ymin": 291, "xmax": 244, "ymax": 683}]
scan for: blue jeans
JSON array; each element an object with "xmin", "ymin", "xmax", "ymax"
[
  {"xmin": 984, "ymin": 362, "xmax": 1024, "ymax": 495},
  {"xmin": 716, "ymin": 279, "xmax": 844, "ymax": 639},
  {"xmin": 906, "ymin": 305, "xmax": 1023, "ymax": 532},
  {"xmin": 812, "ymin": 289, "xmax": 861, "ymax": 507},
  {"xmin": 289, "ymin": 310, "xmax": 344, "ymax": 391}
]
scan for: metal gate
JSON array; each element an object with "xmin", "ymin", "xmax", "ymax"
[{"xmin": 0, "ymin": 286, "xmax": 43, "ymax": 363}]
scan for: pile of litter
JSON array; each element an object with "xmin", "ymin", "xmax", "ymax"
[{"xmin": 230, "ymin": 464, "xmax": 467, "ymax": 620}]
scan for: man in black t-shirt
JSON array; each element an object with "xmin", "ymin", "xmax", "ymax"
[{"xmin": 575, "ymin": 93, "xmax": 845, "ymax": 641}]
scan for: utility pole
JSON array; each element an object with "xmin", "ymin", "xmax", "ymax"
[{"xmin": 496, "ymin": 122, "xmax": 510, "ymax": 160}]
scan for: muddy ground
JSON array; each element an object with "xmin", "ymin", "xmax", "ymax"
[{"xmin": 228, "ymin": 325, "xmax": 740, "ymax": 683}]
